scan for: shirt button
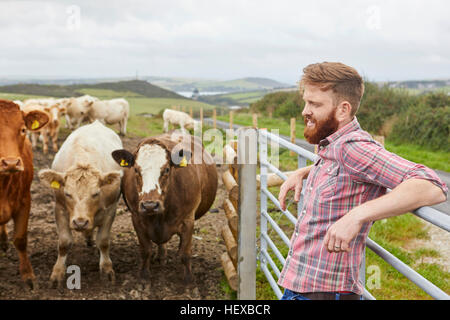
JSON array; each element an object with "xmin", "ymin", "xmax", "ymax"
[
  {"xmin": 309, "ymin": 187, "xmax": 313, "ymax": 191},
  {"xmin": 302, "ymin": 210, "xmax": 306, "ymax": 214}
]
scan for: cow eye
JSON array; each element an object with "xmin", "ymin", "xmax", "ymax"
[
  {"xmin": 164, "ymin": 167, "xmax": 170, "ymax": 174},
  {"xmin": 64, "ymin": 192, "xmax": 72, "ymax": 198},
  {"xmin": 20, "ymin": 127, "xmax": 27, "ymax": 135},
  {"xmin": 92, "ymin": 192, "xmax": 100, "ymax": 198}
]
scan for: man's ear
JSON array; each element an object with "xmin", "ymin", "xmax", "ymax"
[
  {"xmin": 23, "ymin": 110, "xmax": 50, "ymax": 131},
  {"xmin": 38, "ymin": 169, "xmax": 65, "ymax": 190},
  {"xmin": 171, "ymin": 148, "xmax": 192, "ymax": 167},
  {"xmin": 336, "ymin": 101, "xmax": 353, "ymax": 122},
  {"xmin": 112, "ymin": 149, "xmax": 135, "ymax": 168},
  {"xmin": 100, "ymin": 171, "xmax": 121, "ymax": 188}
]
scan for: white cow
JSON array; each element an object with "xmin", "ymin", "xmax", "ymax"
[
  {"xmin": 38, "ymin": 121, "xmax": 123, "ymax": 287},
  {"xmin": 65, "ymin": 95, "xmax": 99, "ymax": 129},
  {"xmin": 163, "ymin": 109, "xmax": 198, "ymax": 134},
  {"xmin": 87, "ymin": 98, "xmax": 129, "ymax": 136}
]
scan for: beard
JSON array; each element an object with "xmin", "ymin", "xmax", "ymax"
[{"xmin": 303, "ymin": 108, "xmax": 339, "ymax": 145}]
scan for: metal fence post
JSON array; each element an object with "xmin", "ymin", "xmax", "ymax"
[
  {"xmin": 259, "ymin": 130, "xmax": 268, "ymax": 280},
  {"xmin": 237, "ymin": 128, "xmax": 257, "ymax": 300},
  {"xmin": 297, "ymin": 155, "xmax": 307, "ymax": 217}
]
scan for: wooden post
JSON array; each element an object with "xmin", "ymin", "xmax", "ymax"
[
  {"xmin": 221, "ymin": 225, "xmax": 237, "ymax": 268},
  {"xmin": 224, "ymin": 199, "xmax": 238, "ymax": 240},
  {"xmin": 189, "ymin": 107, "xmax": 193, "ymax": 118},
  {"xmin": 200, "ymin": 107, "xmax": 204, "ymax": 130},
  {"xmin": 182, "ymin": 106, "xmax": 186, "ymax": 113},
  {"xmin": 229, "ymin": 110, "xmax": 233, "ymax": 130},
  {"xmin": 252, "ymin": 113, "xmax": 258, "ymax": 128},
  {"xmin": 213, "ymin": 109, "xmax": 217, "ymax": 129},
  {"xmin": 221, "ymin": 252, "xmax": 238, "ymax": 291},
  {"xmin": 222, "ymin": 170, "xmax": 239, "ymax": 209},
  {"xmin": 237, "ymin": 128, "xmax": 257, "ymax": 300},
  {"xmin": 290, "ymin": 118, "xmax": 296, "ymax": 156}
]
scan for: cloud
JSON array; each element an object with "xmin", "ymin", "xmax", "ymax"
[{"xmin": 0, "ymin": 0, "xmax": 449, "ymax": 83}]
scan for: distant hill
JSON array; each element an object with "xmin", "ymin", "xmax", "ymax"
[
  {"xmin": 146, "ymin": 76, "xmax": 293, "ymax": 92},
  {"xmin": 0, "ymin": 80, "xmax": 184, "ymax": 99},
  {"xmin": 381, "ymin": 79, "xmax": 450, "ymax": 93}
]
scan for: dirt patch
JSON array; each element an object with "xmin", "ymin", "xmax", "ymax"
[
  {"xmin": 0, "ymin": 132, "xmax": 231, "ymax": 300},
  {"xmin": 404, "ymin": 220, "xmax": 450, "ymax": 272}
]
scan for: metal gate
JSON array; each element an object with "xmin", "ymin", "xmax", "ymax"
[{"xmin": 252, "ymin": 128, "xmax": 450, "ymax": 300}]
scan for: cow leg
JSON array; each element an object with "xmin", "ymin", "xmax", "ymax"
[
  {"xmin": 96, "ymin": 208, "xmax": 115, "ymax": 284},
  {"xmin": 50, "ymin": 203, "xmax": 73, "ymax": 289},
  {"xmin": 51, "ymin": 131, "xmax": 59, "ymax": 153},
  {"xmin": 119, "ymin": 118, "xmax": 127, "ymax": 136},
  {"xmin": 12, "ymin": 198, "xmax": 37, "ymax": 289},
  {"xmin": 0, "ymin": 224, "xmax": 8, "ymax": 252},
  {"xmin": 31, "ymin": 132, "xmax": 38, "ymax": 149},
  {"xmin": 177, "ymin": 218, "xmax": 195, "ymax": 284},
  {"xmin": 42, "ymin": 131, "xmax": 49, "ymax": 154},
  {"xmin": 155, "ymin": 243, "xmax": 167, "ymax": 265},
  {"xmin": 65, "ymin": 114, "xmax": 72, "ymax": 129}
]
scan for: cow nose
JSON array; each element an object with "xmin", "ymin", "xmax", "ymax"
[
  {"xmin": 0, "ymin": 157, "xmax": 23, "ymax": 172},
  {"xmin": 140, "ymin": 201, "xmax": 160, "ymax": 212},
  {"xmin": 72, "ymin": 218, "xmax": 89, "ymax": 230}
]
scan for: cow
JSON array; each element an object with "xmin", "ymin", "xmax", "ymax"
[
  {"xmin": 163, "ymin": 109, "xmax": 198, "ymax": 134},
  {"xmin": 87, "ymin": 98, "xmax": 130, "ymax": 136},
  {"xmin": 24, "ymin": 103, "xmax": 66, "ymax": 154},
  {"xmin": 38, "ymin": 120, "xmax": 123, "ymax": 288},
  {"xmin": 111, "ymin": 133, "xmax": 218, "ymax": 285},
  {"xmin": 0, "ymin": 99, "xmax": 49, "ymax": 289},
  {"xmin": 65, "ymin": 95, "xmax": 98, "ymax": 130}
]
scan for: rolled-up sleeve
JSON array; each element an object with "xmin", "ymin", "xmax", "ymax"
[{"xmin": 339, "ymin": 137, "xmax": 448, "ymax": 199}]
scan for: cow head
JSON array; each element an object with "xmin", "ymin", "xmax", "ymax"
[
  {"xmin": 0, "ymin": 100, "xmax": 49, "ymax": 174},
  {"xmin": 44, "ymin": 104, "xmax": 63, "ymax": 125},
  {"xmin": 39, "ymin": 165, "xmax": 121, "ymax": 231},
  {"xmin": 112, "ymin": 141, "xmax": 191, "ymax": 216}
]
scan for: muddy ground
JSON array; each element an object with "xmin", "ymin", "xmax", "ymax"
[{"xmin": 0, "ymin": 132, "xmax": 230, "ymax": 300}]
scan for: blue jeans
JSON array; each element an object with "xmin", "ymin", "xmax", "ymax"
[
  {"xmin": 281, "ymin": 288, "xmax": 362, "ymax": 300},
  {"xmin": 280, "ymin": 289, "xmax": 310, "ymax": 300}
]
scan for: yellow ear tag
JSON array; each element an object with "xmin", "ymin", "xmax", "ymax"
[
  {"xmin": 120, "ymin": 159, "xmax": 129, "ymax": 167},
  {"xmin": 180, "ymin": 156, "xmax": 188, "ymax": 167},
  {"xmin": 51, "ymin": 181, "xmax": 60, "ymax": 189},
  {"xmin": 31, "ymin": 120, "xmax": 40, "ymax": 130}
]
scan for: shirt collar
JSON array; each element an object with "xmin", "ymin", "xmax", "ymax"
[{"xmin": 318, "ymin": 117, "xmax": 361, "ymax": 148}]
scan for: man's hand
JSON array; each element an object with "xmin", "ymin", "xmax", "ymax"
[
  {"xmin": 278, "ymin": 166, "xmax": 312, "ymax": 211},
  {"xmin": 323, "ymin": 211, "xmax": 363, "ymax": 253}
]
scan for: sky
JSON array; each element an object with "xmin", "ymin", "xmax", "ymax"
[{"xmin": 0, "ymin": 0, "xmax": 449, "ymax": 85}]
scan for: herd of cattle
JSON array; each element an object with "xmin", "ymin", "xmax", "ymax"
[
  {"xmin": 0, "ymin": 98, "xmax": 218, "ymax": 291},
  {"xmin": 13, "ymin": 95, "xmax": 130, "ymax": 154}
]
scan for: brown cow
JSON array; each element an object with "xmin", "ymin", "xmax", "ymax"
[
  {"xmin": 0, "ymin": 100, "xmax": 49, "ymax": 289},
  {"xmin": 112, "ymin": 133, "xmax": 218, "ymax": 284}
]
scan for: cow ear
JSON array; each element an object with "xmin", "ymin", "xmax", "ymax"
[
  {"xmin": 100, "ymin": 171, "xmax": 121, "ymax": 188},
  {"xmin": 112, "ymin": 149, "xmax": 135, "ymax": 168},
  {"xmin": 171, "ymin": 149, "xmax": 192, "ymax": 167},
  {"xmin": 38, "ymin": 169, "xmax": 65, "ymax": 190},
  {"xmin": 23, "ymin": 110, "xmax": 49, "ymax": 131}
]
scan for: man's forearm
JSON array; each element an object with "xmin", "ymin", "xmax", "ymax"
[{"xmin": 351, "ymin": 178, "xmax": 447, "ymax": 224}]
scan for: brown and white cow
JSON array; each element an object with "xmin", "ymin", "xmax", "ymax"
[
  {"xmin": 39, "ymin": 120, "xmax": 123, "ymax": 288},
  {"xmin": 112, "ymin": 133, "xmax": 218, "ymax": 284},
  {"xmin": 0, "ymin": 100, "xmax": 49, "ymax": 289},
  {"xmin": 24, "ymin": 103, "xmax": 66, "ymax": 154}
]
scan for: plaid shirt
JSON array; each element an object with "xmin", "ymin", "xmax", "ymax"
[{"xmin": 278, "ymin": 117, "xmax": 448, "ymax": 295}]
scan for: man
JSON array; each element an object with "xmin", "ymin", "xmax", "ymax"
[{"xmin": 277, "ymin": 62, "xmax": 447, "ymax": 300}]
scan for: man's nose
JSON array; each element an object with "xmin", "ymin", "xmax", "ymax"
[{"xmin": 301, "ymin": 104, "xmax": 311, "ymax": 117}]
